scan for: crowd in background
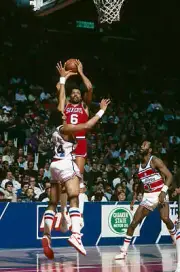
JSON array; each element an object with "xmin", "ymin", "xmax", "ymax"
[{"xmin": 0, "ymin": 75, "xmax": 180, "ymax": 203}]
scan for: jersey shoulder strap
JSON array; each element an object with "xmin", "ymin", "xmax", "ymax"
[{"xmin": 147, "ymin": 155, "xmax": 154, "ymax": 168}]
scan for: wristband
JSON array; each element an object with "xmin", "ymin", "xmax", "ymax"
[
  {"xmin": 96, "ymin": 109, "xmax": 104, "ymax": 118},
  {"xmin": 59, "ymin": 77, "xmax": 66, "ymax": 85},
  {"xmin": 161, "ymin": 185, "xmax": 168, "ymax": 193}
]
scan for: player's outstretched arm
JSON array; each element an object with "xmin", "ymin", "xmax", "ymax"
[
  {"xmin": 56, "ymin": 61, "xmax": 77, "ymax": 111},
  {"xmin": 61, "ymin": 99, "xmax": 110, "ymax": 134},
  {"xmin": 76, "ymin": 60, "xmax": 93, "ymax": 105}
]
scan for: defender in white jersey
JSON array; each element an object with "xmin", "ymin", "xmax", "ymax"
[
  {"xmin": 41, "ymin": 70, "xmax": 110, "ymax": 259},
  {"xmin": 115, "ymin": 140, "xmax": 176, "ymax": 260},
  {"xmin": 50, "ymin": 126, "xmax": 81, "ymax": 183}
]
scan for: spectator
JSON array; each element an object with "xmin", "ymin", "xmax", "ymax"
[
  {"xmin": 1, "ymin": 171, "xmax": 21, "ymax": 192},
  {"xmin": 15, "ymin": 89, "xmax": 27, "ymax": 102},
  {"xmin": 104, "ymin": 184, "xmax": 112, "ymax": 201},
  {"xmin": 25, "ymin": 188, "xmax": 36, "ymax": 202},
  {"xmin": 38, "ymin": 179, "xmax": 51, "ymax": 201},
  {"xmin": 17, "ymin": 182, "xmax": 29, "ymax": 202},
  {"xmin": 43, "ymin": 162, "xmax": 51, "ymax": 179},
  {"xmin": 3, "ymin": 181, "xmax": 17, "ymax": 202},
  {"xmin": 91, "ymin": 190, "xmax": 107, "ymax": 202},
  {"xmin": 111, "ymin": 184, "xmax": 124, "ymax": 201},
  {"xmin": 29, "ymin": 176, "xmax": 42, "ymax": 199},
  {"xmin": 41, "ymin": 187, "xmax": 51, "ymax": 202},
  {"xmin": 25, "ymin": 161, "xmax": 37, "ymax": 178},
  {"xmin": 117, "ymin": 191, "xmax": 126, "ymax": 202},
  {"xmin": 40, "ymin": 89, "xmax": 51, "ymax": 102}
]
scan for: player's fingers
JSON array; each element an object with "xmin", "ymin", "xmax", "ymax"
[
  {"xmin": 60, "ymin": 61, "xmax": 62, "ymax": 68},
  {"xmin": 105, "ymin": 99, "xmax": 110, "ymax": 104}
]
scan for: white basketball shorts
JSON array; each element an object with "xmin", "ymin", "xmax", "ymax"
[
  {"xmin": 50, "ymin": 159, "xmax": 82, "ymax": 184},
  {"xmin": 140, "ymin": 191, "xmax": 169, "ymax": 211}
]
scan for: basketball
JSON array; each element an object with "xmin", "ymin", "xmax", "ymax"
[{"xmin": 65, "ymin": 59, "xmax": 78, "ymax": 73}]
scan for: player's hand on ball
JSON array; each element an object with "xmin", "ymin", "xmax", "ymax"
[
  {"xmin": 75, "ymin": 59, "xmax": 83, "ymax": 74},
  {"xmin": 56, "ymin": 61, "xmax": 77, "ymax": 79},
  {"xmin": 158, "ymin": 191, "xmax": 166, "ymax": 205},
  {"xmin": 100, "ymin": 99, "xmax": 111, "ymax": 111}
]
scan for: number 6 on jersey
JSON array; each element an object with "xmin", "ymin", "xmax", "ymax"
[{"xmin": 70, "ymin": 114, "xmax": 78, "ymax": 124}]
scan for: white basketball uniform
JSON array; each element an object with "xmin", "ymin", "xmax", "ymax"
[
  {"xmin": 50, "ymin": 126, "xmax": 81, "ymax": 183},
  {"xmin": 138, "ymin": 155, "xmax": 168, "ymax": 211}
]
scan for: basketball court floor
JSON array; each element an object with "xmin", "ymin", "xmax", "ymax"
[{"xmin": 0, "ymin": 244, "xmax": 177, "ymax": 272}]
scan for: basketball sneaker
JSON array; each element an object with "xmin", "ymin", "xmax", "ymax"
[
  {"xmin": 68, "ymin": 233, "xmax": 86, "ymax": 256},
  {"xmin": 115, "ymin": 248, "xmax": 127, "ymax": 260},
  {"xmin": 42, "ymin": 235, "xmax": 54, "ymax": 260},
  {"xmin": 60, "ymin": 212, "xmax": 71, "ymax": 233}
]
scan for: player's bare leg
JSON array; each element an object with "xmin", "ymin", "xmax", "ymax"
[
  {"xmin": 158, "ymin": 203, "xmax": 176, "ymax": 244},
  {"xmin": 76, "ymin": 156, "xmax": 86, "ymax": 230},
  {"xmin": 59, "ymin": 185, "xmax": 71, "ymax": 232},
  {"xmin": 42, "ymin": 183, "xmax": 61, "ymax": 259},
  {"xmin": 76, "ymin": 157, "xmax": 85, "ymax": 175},
  {"xmin": 115, "ymin": 205, "xmax": 150, "ymax": 260},
  {"xmin": 59, "ymin": 157, "xmax": 86, "ymax": 232},
  {"xmin": 65, "ymin": 176, "xmax": 86, "ymax": 256}
]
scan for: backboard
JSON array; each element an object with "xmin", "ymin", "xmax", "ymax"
[{"xmin": 30, "ymin": 0, "xmax": 81, "ymax": 16}]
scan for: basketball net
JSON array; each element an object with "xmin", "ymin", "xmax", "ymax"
[{"xmin": 93, "ymin": 0, "xmax": 126, "ymax": 24}]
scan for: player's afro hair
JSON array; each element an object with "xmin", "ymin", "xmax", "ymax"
[{"xmin": 49, "ymin": 110, "xmax": 63, "ymax": 127}]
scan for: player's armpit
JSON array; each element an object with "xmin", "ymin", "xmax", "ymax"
[{"xmin": 152, "ymin": 157, "xmax": 173, "ymax": 186}]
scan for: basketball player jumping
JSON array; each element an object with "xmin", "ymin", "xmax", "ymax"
[
  {"xmin": 115, "ymin": 140, "xmax": 176, "ymax": 260},
  {"xmin": 57, "ymin": 59, "xmax": 92, "ymax": 173},
  {"xmin": 56, "ymin": 60, "xmax": 92, "ymax": 230},
  {"xmin": 42, "ymin": 66, "xmax": 110, "ymax": 259}
]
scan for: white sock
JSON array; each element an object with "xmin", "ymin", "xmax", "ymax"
[
  {"xmin": 169, "ymin": 226, "xmax": 176, "ymax": 243},
  {"xmin": 123, "ymin": 235, "xmax": 132, "ymax": 252},
  {"xmin": 79, "ymin": 195, "xmax": 85, "ymax": 215},
  {"xmin": 177, "ymin": 230, "xmax": 180, "ymax": 264},
  {"xmin": 69, "ymin": 207, "xmax": 81, "ymax": 235},
  {"xmin": 44, "ymin": 210, "xmax": 55, "ymax": 235}
]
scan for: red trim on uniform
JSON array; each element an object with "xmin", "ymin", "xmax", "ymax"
[
  {"xmin": 124, "ymin": 239, "xmax": 131, "ymax": 243},
  {"xmin": 75, "ymin": 154, "xmax": 87, "ymax": 158},
  {"xmin": 144, "ymin": 179, "xmax": 164, "ymax": 192},
  {"xmin": 52, "ymin": 158, "xmax": 61, "ymax": 162},
  {"xmin": 176, "ymin": 235, "xmax": 180, "ymax": 240},
  {"xmin": 138, "ymin": 168, "xmax": 155, "ymax": 178},
  {"xmin": 70, "ymin": 214, "xmax": 81, "ymax": 217},
  {"xmin": 44, "ymin": 216, "xmax": 54, "ymax": 220}
]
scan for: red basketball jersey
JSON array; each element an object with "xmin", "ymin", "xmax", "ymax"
[{"xmin": 64, "ymin": 103, "xmax": 88, "ymax": 137}]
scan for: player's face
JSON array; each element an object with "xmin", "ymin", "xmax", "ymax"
[
  {"xmin": 70, "ymin": 89, "xmax": 82, "ymax": 104},
  {"xmin": 140, "ymin": 141, "xmax": 151, "ymax": 156}
]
